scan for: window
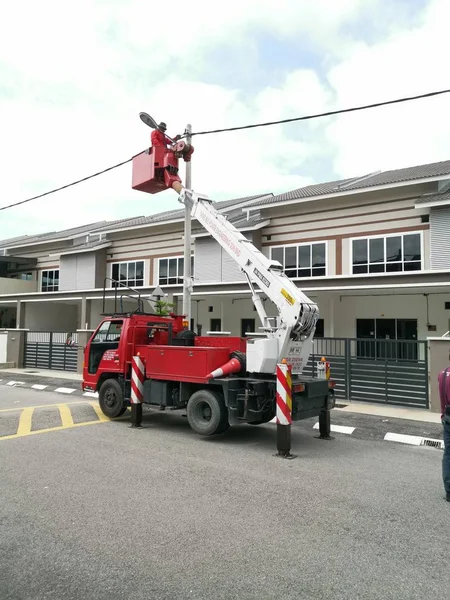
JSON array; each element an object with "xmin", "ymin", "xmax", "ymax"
[
  {"xmin": 271, "ymin": 243, "xmax": 326, "ymax": 278},
  {"xmin": 10, "ymin": 272, "xmax": 33, "ymax": 280},
  {"xmin": 92, "ymin": 320, "xmax": 123, "ymax": 343},
  {"xmin": 41, "ymin": 269, "xmax": 59, "ymax": 292},
  {"xmin": 351, "ymin": 233, "xmax": 421, "ymax": 274},
  {"xmin": 112, "ymin": 261, "xmax": 144, "ymax": 287},
  {"xmin": 158, "ymin": 256, "xmax": 194, "ymax": 285}
]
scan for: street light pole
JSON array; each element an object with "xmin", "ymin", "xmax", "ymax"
[{"xmin": 182, "ymin": 123, "xmax": 192, "ymax": 328}]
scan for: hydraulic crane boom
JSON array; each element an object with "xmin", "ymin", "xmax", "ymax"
[{"xmin": 178, "ymin": 188, "xmax": 320, "ymax": 375}]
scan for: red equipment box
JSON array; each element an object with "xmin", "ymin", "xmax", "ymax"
[{"xmin": 142, "ymin": 345, "xmax": 232, "ymax": 383}]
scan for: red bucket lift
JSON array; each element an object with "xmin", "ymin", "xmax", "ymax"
[{"xmin": 132, "ymin": 141, "xmax": 194, "ymax": 195}]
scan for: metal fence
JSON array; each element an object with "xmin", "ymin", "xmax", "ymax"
[
  {"xmin": 302, "ymin": 337, "xmax": 429, "ymax": 408},
  {"xmin": 24, "ymin": 331, "xmax": 79, "ymax": 372}
]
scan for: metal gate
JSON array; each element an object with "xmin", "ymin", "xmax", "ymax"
[
  {"xmin": 24, "ymin": 332, "xmax": 79, "ymax": 372},
  {"xmin": 302, "ymin": 337, "xmax": 429, "ymax": 408}
]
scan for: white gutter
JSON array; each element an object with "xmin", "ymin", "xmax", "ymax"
[{"xmin": 191, "ymin": 220, "xmax": 271, "ymax": 239}]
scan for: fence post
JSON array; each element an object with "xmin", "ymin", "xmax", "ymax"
[
  {"xmin": 49, "ymin": 332, "xmax": 53, "ymax": 370},
  {"xmin": 423, "ymin": 340, "xmax": 430, "ymax": 409},
  {"xmin": 345, "ymin": 338, "xmax": 351, "ymax": 400}
]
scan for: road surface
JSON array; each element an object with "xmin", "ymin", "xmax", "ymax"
[{"xmin": 0, "ymin": 386, "xmax": 447, "ymax": 600}]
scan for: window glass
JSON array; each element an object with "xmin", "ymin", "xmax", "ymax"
[
  {"xmin": 353, "ymin": 239, "xmax": 367, "ymax": 265},
  {"xmin": 312, "ymin": 243, "xmax": 325, "ymax": 267},
  {"xmin": 272, "ymin": 247, "xmax": 283, "ymax": 264},
  {"xmin": 386, "ymin": 236, "xmax": 402, "ymax": 262},
  {"xmin": 404, "ymin": 234, "xmax": 421, "ymax": 262},
  {"xmin": 369, "ymin": 238, "xmax": 384, "ymax": 263}
]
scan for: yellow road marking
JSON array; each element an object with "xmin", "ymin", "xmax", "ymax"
[
  {"xmin": 0, "ymin": 401, "xmax": 89, "ymax": 413},
  {"xmin": 88, "ymin": 401, "xmax": 111, "ymax": 422},
  {"xmin": 0, "ymin": 401, "xmax": 132, "ymax": 442},
  {"xmin": 17, "ymin": 407, "xmax": 33, "ymax": 436},
  {"xmin": 58, "ymin": 403, "xmax": 74, "ymax": 428},
  {"xmin": 0, "ymin": 419, "xmax": 110, "ymax": 441}
]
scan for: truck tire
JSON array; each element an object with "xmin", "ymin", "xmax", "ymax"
[
  {"xmin": 187, "ymin": 389, "xmax": 229, "ymax": 436},
  {"xmin": 99, "ymin": 379, "xmax": 127, "ymax": 418}
]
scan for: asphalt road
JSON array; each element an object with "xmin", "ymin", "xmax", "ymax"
[{"xmin": 0, "ymin": 387, "xmax": 448, "ymax": 600}]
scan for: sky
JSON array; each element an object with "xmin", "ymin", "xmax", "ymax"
[{"xmin": 0, "ymin": 0, "xmax": 449, "ymax": 240}]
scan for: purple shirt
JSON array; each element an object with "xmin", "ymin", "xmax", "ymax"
[{"xmin": 438, "ymin": 368, "xmax": 450, "ymax": 417}]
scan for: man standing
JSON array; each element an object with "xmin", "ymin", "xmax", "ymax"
[
  {"xmin": 438, "ymin": 367, "xmax": 450, "ymax": 502},
  {"xmin": 151, "ymin": 122, "xmax": 180, "ymax": 148}
]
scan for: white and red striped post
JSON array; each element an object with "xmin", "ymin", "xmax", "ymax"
[
  {"xmin": 276, "ymin": 361, "xmax": 296, "ymax": 459},
  {"xmin": 130, "ymin": 355, "xmax": 145, "ymax": 428}
]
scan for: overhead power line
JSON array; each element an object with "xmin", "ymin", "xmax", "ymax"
[
  {"xmin": 0, "ymin": 152, "xmax": 145, "ymax": 212},
  {"xmin": 190, "ymin": 88, "xmax": 450, "ymax": 136},
  {"xmin": 1, "ymin": 88, "xmax": 449, "ymax": 212}
]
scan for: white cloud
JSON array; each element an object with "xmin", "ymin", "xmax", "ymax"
[{"xmin": 0, "ymin": 0, "xmax": 449, "ymax": 240}]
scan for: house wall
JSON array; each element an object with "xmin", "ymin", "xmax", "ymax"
[
  {"xmin": 60, "ymin": 253, "xmax": 96, "ymax": 291},
  {"xmin": 194, "ymin": 232, "xmax": 255, "ymax": 284},
  {"xmin": 430, "ymin": 205, "xmax": 450, "ymax": 269},
  {"xmin": 261, "ymin": 184, "xmax": 432, "ymax": 277},
  {"xmin": 24, "ymin": 302, "xmax": 79, "ymax": 331},
  {"xmin": 0, "ymin": 278, "xmax": 37, "ymax": 294}
]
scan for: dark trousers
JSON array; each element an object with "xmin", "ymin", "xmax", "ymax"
[{"xmin": 443, "ymin": 416, "xmax": 450, "ymax": 494}]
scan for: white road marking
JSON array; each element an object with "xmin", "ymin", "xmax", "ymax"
[
  {"xmin": 54, "ymin": 387, "xmax": 77, "ymax": 394},
  {"xmin": 6, "ymin": 381, "xmax": 24, "ymax": 387},
  {"xmin": 83, "ymin": 392, "xmax": 99, "ymax": 398},
  {"xmin": 32, "ymin": 384, "xmax": 48, "ymax": 391},
  {"xmin": 384, "ymin": 432, "xmax": 423, "ymax": 446},
  {"xmin": 313, "ymin": 423, "xmax": 355, "ymax": 435}
]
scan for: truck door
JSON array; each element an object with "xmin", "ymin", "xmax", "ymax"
[{"xmin": 87, "ymin": 319, "xmax": 124, "ymax": 375}]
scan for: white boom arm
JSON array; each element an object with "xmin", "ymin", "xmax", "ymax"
[{"xmin": 178, "ymin": 189, "xmax": 319, "ymax": 375}]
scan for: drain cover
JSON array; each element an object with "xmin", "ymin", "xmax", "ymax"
[
  {"xmin": 24, "ymin": 370, "xmax": 40, "ymax": 374},
  {"xmin": 421, "ymin": 438, "xmax": 444, "ymax": 449}
]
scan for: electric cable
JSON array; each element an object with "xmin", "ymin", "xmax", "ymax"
[{"xmin": 1, "ymin": 88, "xmax": 449, "ymax": 212}]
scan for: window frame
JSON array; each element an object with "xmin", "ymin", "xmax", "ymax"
[
  {"xmin": 156, "ymin": 255, "xmax": 195, "ymax": 287},
  {"xmin": 349, "ymin": 231, "xmax": 423, "ymax": 275},
  {"xmin": 40, "ymin": 269, "xmax": 60, "ymax": 292},
  {"xmin": 110, "ymin": 260, "xmax": 146, "ymax": 288},
  {"xmin": 269, "ymin": 241, "xmax": 328, "ymax": 279}
]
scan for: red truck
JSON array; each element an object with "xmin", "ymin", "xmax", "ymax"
[{"xmin": 82, "ymin": 122, "xmax": 336, "ymax": 444}]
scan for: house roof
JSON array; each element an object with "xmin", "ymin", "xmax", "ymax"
[
  {"xmin": 0, "ymin": 194, "xmax": 270, "ymax": 249},
  {"xmin": 0, "ymin": 221, "xmax": 108, "ymax": 249},
  {"xmin": 414, "ymin": 189, "xmax": 450, "ymax": 207},
  {"xmin": 2, "ymin": 158, "xmax": 450, "ymax": 250},
  {"xmin": 248, "ymin": 159, "xmax": 450, "ymax": 208}
]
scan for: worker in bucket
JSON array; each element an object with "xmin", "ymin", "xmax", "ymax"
[
  {"xmin": 438, "ymin": 367, "xmax": 450, "ymax": 502},
  {"xmin": 151, "ymin": 122, "xmax": 180, "ymax": 148}
]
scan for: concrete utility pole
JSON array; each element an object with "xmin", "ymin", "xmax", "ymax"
[{"xmin": 182, "ymin": 123, "xmax": 192, "ymax": 327}]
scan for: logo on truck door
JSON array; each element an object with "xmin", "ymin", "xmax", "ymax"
[{"xmin": 281, "ymin": 288, "xmax": 295, "ymax": 305}]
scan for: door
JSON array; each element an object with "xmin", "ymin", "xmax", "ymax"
[
  {"xmin": 397, "ymin": 319, "xmax": 418, "ymax": 360},
  {"xmin": 375, "ymin": 319, "xmax": 396, "ymax": 359},
  {"xmin": 241, "ymin": 318, "xmax": 256, "ymax": 337},
  {"xmin": 356, "ymin": 319, "xmax": 375, "ymax": 358},
  {"xmin": 87, "ymin": 320, "xmax": 123, "ymax": 375}
]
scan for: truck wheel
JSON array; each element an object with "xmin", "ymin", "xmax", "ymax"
[
  {"xmin": 187, "ymin": 389, "xmax": 229, "ymax": 436},
  {"xmin": 99, "ymin": 379, "xmax": 127, "ymax": 418}
]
